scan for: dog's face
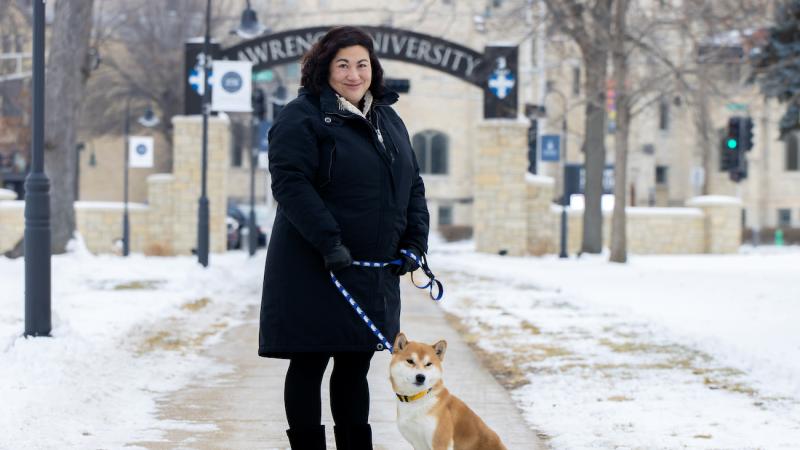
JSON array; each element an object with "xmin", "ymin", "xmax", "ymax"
[{"xmin": 390, "ymin": 333, "xmax": 447, "ymax": 395}]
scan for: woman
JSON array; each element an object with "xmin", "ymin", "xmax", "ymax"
[{"xmin": 259, "ymin": 26, "xmax": 429, "ymax": 450}]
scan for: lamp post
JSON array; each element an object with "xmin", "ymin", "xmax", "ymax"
[
  {"xmin": 198, "ymin": 0, "xmax": 266, "ymax": 266},
  {"xmin": 545, "ymin": 85, "xmax": 569, "ymax": 259},
  {"xmin": 197, "ymin": 0, "xmax": 212, "ymax": 267},
  {"xmin": 24, "ymin": 0, "xmax": 50, "ymax": 337},
  {"xmin": 122, "ymin": 98, "xmax": 159, "ymax": 256}
]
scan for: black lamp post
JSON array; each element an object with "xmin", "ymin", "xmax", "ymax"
[
  {"xmin": 24, "ymin": 0, "xmax": 50, "ymax": 337},
  {"xmin": 198, "ymin": 0, "xmax": 265, "ymax": 266},
  {"xmin": 122, "ymin": 98, "xmax": 159, "ymax": 257},
  {"xmin": 545, "ymin": 85, "xmax": 569, "ymax": 259}
]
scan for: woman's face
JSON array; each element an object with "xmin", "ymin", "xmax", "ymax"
[{"xmin": 328, "ymin": 45, "xmax": 372, "ymax": 106}]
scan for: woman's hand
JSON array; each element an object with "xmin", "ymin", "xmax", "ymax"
[
  {"xmin": 324, "ymin": 243, "xmax": 352, "ymax": 271},
  {"xmin": 393, "ymin": 248, "xmax": 420, "ymax": 276}
]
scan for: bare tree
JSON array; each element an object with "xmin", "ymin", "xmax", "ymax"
[
  {"xmin": 609, "ymin": 0, "xmax": 630, "ymax": 263},
  {"xmin": 543, "ymin": 0, "xmax": 614, "ymax": 255},
  {"xmin": 81, "ymin": 0, "xmax": 235, "ymax": 168},
  {"xmin": 44, "ymin": 0, "xmax": 95, "ymax": 253}
]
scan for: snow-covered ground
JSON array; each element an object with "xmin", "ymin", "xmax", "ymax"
[
  {"xmin": 428, "ymin": 240, "xmax": 800, "ymax": 449},
  {"xmin": 0, "ymin": 237, "xmax": 266, "ymax": 449},
  {"xmin": 2, "ymin": 234, "xmax": 799, "ymax": 449}
]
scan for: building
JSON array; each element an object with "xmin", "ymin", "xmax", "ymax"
[{"xmin": 71, "ymin": 0, "xmax": 799, "ymax": 245}]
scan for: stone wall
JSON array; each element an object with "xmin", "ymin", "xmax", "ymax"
[
  {"xmin": 74, "ymin": 202, "xmax": 149, "ymax": 254},
  {"xmin": 526, "ymin": 174, "xmax": 557, "ymax": 255},
  {"xmin": 686, "ymin": 196, "xmax": 743, "ymax": 254},
  {"xmin": 0, "ymin": 115, "xmax": 231, "ymax": 257},
  {"xmin": 529, "ymin": 192, "xmax": 739, "ymax": 255},
  {"xmin": 0, "ymin": 200, "xmax": 24, "ymax": 251},
  {"xmin": 170, "ymin": 116, "xmax": 230, "ymax": 255},
  {"xmin": 0, "ymin": 201, "xmax": 148, "ymax": 254},
  {"xmin": 474, "ymin": 119, "xmax": 530, "ymax": 256}
]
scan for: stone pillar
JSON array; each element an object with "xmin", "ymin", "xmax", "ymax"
[
  {"xmin": 526, "ymin": 174, "xmax": 557, "ymax": 255},
  {"xmin": 170, "ymin": 115, "xmax": 230, "ymax": 255},
  {"xmin": 474, "ymin": 119, "xmax": 529, "ymax": 256},
  {"xmin": 145, "ymin": 174, "xmax": 176, "ymax": 255},
  {"xmin": 685, "ymin": 195, "xmax": 743, "ymax": 254}
]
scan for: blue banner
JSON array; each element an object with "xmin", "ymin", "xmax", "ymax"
[{"xmin": 541, "ymin": 134, "xmax": 561, "ymax": 162}]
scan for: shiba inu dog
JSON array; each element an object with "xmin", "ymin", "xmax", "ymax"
[{"xmin": 389, "ymin": 333, "xmax": 507, "ymax": 450}]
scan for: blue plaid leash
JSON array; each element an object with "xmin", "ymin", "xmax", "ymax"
[{"xmin": 329, "ymin": 248, "xmax": 443, "ymax": 353}]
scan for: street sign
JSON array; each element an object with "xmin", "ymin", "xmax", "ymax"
[{"xmin": 541, "ymin": 134, "xmax": 561, "ymax": 162}]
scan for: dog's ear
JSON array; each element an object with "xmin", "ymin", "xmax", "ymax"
[
  {"xmin": 394, "ymin": 333, "xmax": 408, "ymax": 351},
  {"xmin": 432, "ymin": 340, "xmax": 447, "ymax": 361}
]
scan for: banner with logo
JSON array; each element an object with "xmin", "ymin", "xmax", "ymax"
[
  {"xmin": 129, "ymin": 136, "xmax": 154, "ymax": 168},
  {"xmin": 211, "ymin": 60, "xmax": 253, "ymax": 112}
]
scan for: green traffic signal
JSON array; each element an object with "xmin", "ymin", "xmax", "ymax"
[{"xmin": 727, "ymin": 138, "xmax": 738, "ymax": 149}]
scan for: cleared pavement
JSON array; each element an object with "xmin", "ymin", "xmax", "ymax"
[{"xmin": 132, "ymin": 276, "xmax": 546, "ymax": 449}]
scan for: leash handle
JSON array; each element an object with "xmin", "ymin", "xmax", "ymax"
[{"xmin": 405, "ymin": 251, "xmax": 444, "ymax": 301}]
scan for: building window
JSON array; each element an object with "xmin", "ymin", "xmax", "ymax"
[
  {"xmin": 659, "ymin": 97, "xmax": 670, "ymax": 131},
  {"xmin": 438, "ymin": 205, "xmax": 453, "ymax": 225},
  {"xmin": 656, "ymin": 165, "xmax": 668, "ymax": 185},
  {"xmin": 412, "ymin": 130, "xmax": 449, "ymax": 174},
  {"xmin": 572, "ymin": 66, "xmax": 580, "ymax": 96},
  {"xmin": 787, "ymin": 134, "xmax": 799, "ymax": 171},
  {"xmin": 778, "ymin": 209, "xmax": 791, "ymax": 227}
]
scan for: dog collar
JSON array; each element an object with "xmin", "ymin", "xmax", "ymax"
[{"xmin": 396, "ymin": 388, "xmax": 432, "ymax": 403}]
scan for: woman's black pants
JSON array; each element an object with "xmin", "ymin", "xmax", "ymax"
[{"xmin": 284, "ymin": 352, "xmax": 374, "ymax": 428}]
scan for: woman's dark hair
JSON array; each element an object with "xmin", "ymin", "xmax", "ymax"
[{"xmin": 301, "ymin": 26, "xmax": 385, "ymax": 97}]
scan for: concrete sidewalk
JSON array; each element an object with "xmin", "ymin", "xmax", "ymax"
[{"xmin": 133, "ymin": 278, "xmax": 546, "ymax": 449}]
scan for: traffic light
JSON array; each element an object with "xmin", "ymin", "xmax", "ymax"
[
  {"xmin": 725, "ymin": 116, "xmax": 750, "ymax": 182},
  {"xmin": 726, "ymin": 117, "xmax": 741, "ymax": 152},
  {"xmin": 741, "ymin": 116, "xmax": 754, "ymax": 151},
  {"xmin": 251, "ymin": 88, "xmax": 265, "ymax": 121}
]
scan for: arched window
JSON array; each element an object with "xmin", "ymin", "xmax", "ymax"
[
  {"xmin": 787, "ymin": 134, "xmax": 799, "ymax": 171},
  {"xmin": 411, "ymin": 130, "xmax": 449, "ymax": 175}
]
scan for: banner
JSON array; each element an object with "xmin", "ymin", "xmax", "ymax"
[
  {"xmin": 541, "ymin": 134, "xmax": 561, "ymax": 162},
  {"xmin": 129, "ymin": 136, "xmax": 154, "ymax": 168},
  {"xmin": 211, "ymin": 60, "xmax": 253, "ymax": 112}
]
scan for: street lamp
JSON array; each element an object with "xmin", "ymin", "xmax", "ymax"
[
  {"xmin": 198, "ymin": 0, "xmax": 265, "ymax": 266},
  {"xmin": 544, "ymin": 84, "xmax": 569, "ymax": 259},
  {"xmin": 122, "ymin": 98, "xmax": 159, "ymax": 257},
  {"xmin": 24, "ymin": 0, "xmax": 50, "ymax": 337},
  {"xmin": 234, "ymin": 0, "xmax": 267, "ymax": 39}
]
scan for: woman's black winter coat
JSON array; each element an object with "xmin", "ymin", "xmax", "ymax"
[{"xmin": 259, "ymin": 85, "xmax": 429, "ymax": 358}]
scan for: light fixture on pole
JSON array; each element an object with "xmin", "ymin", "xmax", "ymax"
[
  {"xmin": 233, "ymin": 0, "xmax": 267, "ymax": 39},
  {"xmin": 24, "ymin": 0, "xmax": 50, "ymax": 337},
  {"xmin": 123, "ymin": 99, "xmax": 159, "ymax": 257}
]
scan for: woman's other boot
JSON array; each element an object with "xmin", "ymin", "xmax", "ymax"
[{"xmin": 286, "ymin": 424, "xmax": 326, "ymax": 450}]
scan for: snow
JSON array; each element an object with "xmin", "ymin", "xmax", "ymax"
[
  {"xmin": 0, "ymin": 237, "xmax": 265, "ymax": 449},
  {"xmin": 74, "ymin": 201, "xmax": 148, "ymax": 210},
  {"xmin": 427, "ymin": 238, "xmax": 800, "ymax": 448},
  {"xmin": 525, "ymin": 173, "xmax": 555, "ymax": 185},
  {"xmin": 3, "ymin": 231, "xmax": 800, "ymax": 448},
  {"xmin": 686, "ymin": 195, "xmax": 743, "ymax": 207}
]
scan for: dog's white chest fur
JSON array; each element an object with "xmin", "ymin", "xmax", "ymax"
[{"xmin": 396, "ymin": 397, "xmax": 448, "ymax": 450}]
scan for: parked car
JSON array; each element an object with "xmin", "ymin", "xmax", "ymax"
[
  {"xmin": 226, "ymin": 216, "xmax": 241, "ymax": 250},
  {"xmin": 226, "ymin": 203, "xmax": 271, "ymax": 249}
]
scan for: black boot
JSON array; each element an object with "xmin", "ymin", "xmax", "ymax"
[
  {"xmin": 286, "ymin": 425, "xmax": 326, "ymax": 450},
  {"xmin": 333, "ymin": 425, "xmax": 349, "ymax": 450},
  {"xmin": 340, "ymin": 424, "xmax": 372, "ymax": 450}
]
